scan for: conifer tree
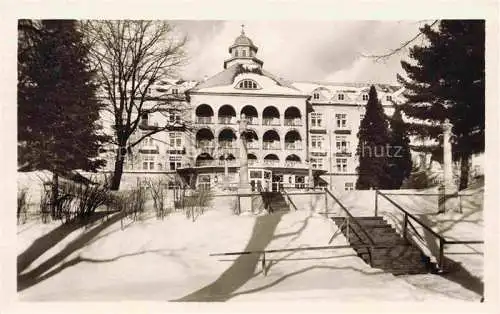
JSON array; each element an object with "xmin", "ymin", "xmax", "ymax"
[
  {"xmin": 18, "ymin": 20, "xmax": 107, "ymax": 217},
  {"xmin": 387, "ymin": 106, "xmax": 412, "ymax": 189},
  {"xmin": 356, "ymin": 86, "xmax": 392, "ymax": 189},
  {"xmin": 398, "ymin": 20, "xmax": 485, "ymax": 190}
]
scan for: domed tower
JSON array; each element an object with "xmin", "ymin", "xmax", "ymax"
[{"xmin": 223, "ymin": 25, "xmax": 264, "ymax": 69}]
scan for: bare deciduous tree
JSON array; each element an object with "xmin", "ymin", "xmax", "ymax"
[
  {"xmin": 84, "ymin": 20, "xmax": 189, "ymax": 190},
  {"xmin": 361, "ymin": 20, "xmax": 439, "ymax": 61}
]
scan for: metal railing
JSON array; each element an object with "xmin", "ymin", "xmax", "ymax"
[
  {"xmin": 324, "ymin": 188, "xmax": 376, "ymax": 247},
  {"xmin": 375, "ymin": 190, "xmax": 483, "ymax": 271},
  {"xmin": 281, "ymin": 188, "xmax": 299, "ymax": 211},
  {"xmin": 210, "ymin": 244, "xmax": 374, "ymax": 276}
]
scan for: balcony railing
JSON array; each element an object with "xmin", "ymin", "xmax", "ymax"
[
  {"xmin": 196, "ymin": 140, "xmax": 215, "ymax": 148},
  {"xmin": 284, "ymin": 142, "xmax": 302, "ymax": 150},
  {"xmin": 246, "ymin": 117, "xmax": 258, "ymax": 125},
  {"xmin": 262, "ymin": 118, "xmax": 280, "ymax": 126},
  {"xmin": 218, "ymin": 141, "xmax": 235, "ymax": 149},
  {"xmin": 263, "ymin": 159, "xmax": 280, "ymax": 166},
  {"xmin": 284, "ymin": 161, "xmax": 301, "ymax": 168},
  {"xmin": 284, "ymin": 118, "xmax": 302, "ymax": 126},
  {"xmin": 195, "ymin": 116, "xmax": 213, "ymax": 124},
  {"xmin": 218, "ymin": 116, "xmax": 235, "ymax": 124},
  {"xmin": 246, "ymin": 142, "xmax": 260, "ymax": 149},
  {"xmin": 262, "ymin": 142, "xmax": 281, "ymax": 150}
]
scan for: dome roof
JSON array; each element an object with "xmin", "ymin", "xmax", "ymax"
[{"xmin": 234, "ymin": 34, "xmax": 255, "ymax": 46}]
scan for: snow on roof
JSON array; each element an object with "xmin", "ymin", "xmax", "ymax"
[
  {"xmin": 189, "ymin": 64, "xmax": 304, "ymax": 96},
  {"xmin": 292, "ymin": 81, "xmax": 402, "ymax": 95}
]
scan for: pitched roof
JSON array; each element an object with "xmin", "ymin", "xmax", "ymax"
[{"xmin": 189, "ymin": 64, "xmax": 300, "ymax": 92}]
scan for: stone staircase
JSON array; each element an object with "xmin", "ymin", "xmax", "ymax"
[
  {"xmin": 261, "ymin": 192, "xmax": 290, "ymax": 212},
  {"xmin": 331, "ymin": 216, "xmax": 435, "ymax": 275}
]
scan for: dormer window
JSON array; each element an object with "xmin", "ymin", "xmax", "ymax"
[
  {"xmin": 338, "ymin": 94, "xmax": 344, "ymax": 101},
  {"xmin": 237, "ymin": 79, "xmax": 259, "ymax": 89},
  {"xmin": 362, "ymin": 94, "xmax": 368, "ymax": 101},
  {"xmin": 313, "ymin": 92, "xmax": 320, "ymax": 100},
  {"xmin": 172, "ymin": 88, "xmax": 178, "ymax": 95}
]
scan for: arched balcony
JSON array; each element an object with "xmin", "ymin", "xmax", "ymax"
[
  {"xmin": 263, "ymin": 130, "xmax": 280, "ymax": 150},
  {"xmin": 263, "ymin": 153, "xmax": 279, "ymax": 166},
  {"xmin": 241, "ymin": 105, "xmax": 259, "ymax": 125},
  {"xmin": 262, "ymin": 106, "xmax": 280, "ymax": 126},
  {"xmin": 196, "ymin": 128, "xmax": 215, "ymax": 153},
  {"xmin": 284, "ymin": 130, "xmax": 302, "ymax": 150},
  {"xmin": 218, "ymin": 153, "xmax": 236, "ymax": 166},
  {"xmin": 244, "ymin": 129, "xmax": 259, "ymax": 149},
  {"xmin": 196, "ymin": 153, "xmax": 214, "ymax": 167},
  {"xmin": 195, "ymin": 104, "xmax": 214, "ymax": 124},
  {"xmin": 284, "ymin": 106, "xmax": 302, "ymax": 126},
  {"xmin": 285, "ymin": 154, "xmax": 301, "ymax": 167},
  {"xmin": 218, "ymin": 128, "xmax": 237, "ymax": 149},
  {"xmin": 248, "ymin": 153, "xmax": 257, "ymax": 166},
  {"xmin": 218, "ymin": 104, "xmax": 236, "ymax": 124}
]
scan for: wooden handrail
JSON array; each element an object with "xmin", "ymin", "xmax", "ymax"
[{"xmin": 324, "ymin": 189, "xmax": 376, "ymax": 246}]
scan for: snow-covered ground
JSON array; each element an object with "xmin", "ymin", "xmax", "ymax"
[{"xmin": 17, "ymin": 195, "xmax": 483, "ymax": 302}]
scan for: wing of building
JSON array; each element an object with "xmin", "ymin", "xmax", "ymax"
[{"xmin": 99, "ymin": 28, "xmax": 407, "ymax": 192}]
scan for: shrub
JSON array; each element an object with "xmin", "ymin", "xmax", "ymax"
[
  {"xmin": 183, "ymin": 189, "xmax": 213, "ymax": 222},
  {"xmin": 17, "ymin": 188, "xmax": 29, "ymax": 224},
  {"xmin": 147, "ymin": 178, "xmax": 170, "ymax": 220},
  {"xmin": 108, "ymin": 180, "xmax": 146, "ymax": 224}
]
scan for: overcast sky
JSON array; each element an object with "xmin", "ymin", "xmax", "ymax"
[{"xmin": 170, "ymin": 20, "xmax": 433, "ymax": 85}]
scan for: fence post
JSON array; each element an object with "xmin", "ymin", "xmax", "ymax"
[
  {"xmin": 262, "ymin": 252, "xmax": 267, "ymax": 276},
  {"xmin": 459, "ymin": 195, "xmax": 463, "ymax": 214},
  {"xmin": 374, "ymin": 190, "xmax": 379, "ymax": 217},
  {"xmin": 346, "ymin": 217, "xmax": 350, "ymax": 242},
  {"xmin": 439, "ymin": 238, "xmax": 445, "ymax": 271},
  {"xmin": 324, "ymin": 190, "xmax": 328, "ymax": 216},
  {"xmin": 403, "ymin": 213, "xmax": 408, "ymax": 239}
]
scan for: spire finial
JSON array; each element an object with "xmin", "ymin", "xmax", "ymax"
[{"xmin": 241, "ymin": 24, "xmax": 245, "ymax": 35}]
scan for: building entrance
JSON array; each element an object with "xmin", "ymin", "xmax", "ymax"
[{"xmin": 249, "ymin": 169, "xmax": 272, "ymax": 192}]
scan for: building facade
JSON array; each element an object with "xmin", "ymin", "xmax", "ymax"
[{"xmin": 101, "ymin": 29, "xmax": 404, "ymax": 192}]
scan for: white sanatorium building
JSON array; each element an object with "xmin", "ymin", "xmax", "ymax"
[{"xmin": 100, "ymin": 29, "xmax": 406, "ymax": 192}]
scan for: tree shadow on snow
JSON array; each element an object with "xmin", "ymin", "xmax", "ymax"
[
  {"xmin": 173, "ymin": 211, "xmax": 329, "ymax": 302},
  {"xmin": 17, "ymin": 211, "xmax": 125, "ymax": 292},
  {"xmin": 17, "ymin": 210, "xmax": 120, "ymax": 274}
]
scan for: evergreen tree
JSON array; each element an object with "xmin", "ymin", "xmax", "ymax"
[
  {"xmin": 18, "ymin": 20, "xmax": 107, "ymax": 216},
  {"xmin": 356, "ymin": 86, "xmax": 392, "ymax": 189},
  {"xmin": 398, "ymin": 20, "xmax": 485, "ymax": 190},
  {"xmin": 387, "ymin": 106, "xmax": 412, "ymax": 189}
]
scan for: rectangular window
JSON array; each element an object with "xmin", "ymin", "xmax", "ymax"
[
  {"xmin": 335, "ymin": 136, "xmax": 350, "ymax": 153},
  {"xmin": 336, "ymin": 113, "xmax": 347, "ymax": 128},
  {"xmin": 311, "ymin": 112, "xmax": 323, "ymax": 127},
  {"xmin": 198, "ymin": 175, "xmax": 211, "ymax": 190},
  {"xmin": 143, "ymin": 162, "xmax": 148, "ymax": 170},
  {"xmin": 338, "ymin": 94, "xmax": 344, "ymax": 100},
  {"xmin": 311, "ymin": 157, "xmax": 324, "ymax": 169},
  {"xmin": 360, "ymin": 114, "xmax": 364, "ymax": 120},
  {"xmin": 386, "ymin": 95, "xmax": 392, "ymax": 101},
  {"xmin": 336, "ymin": 158, "xmax": 348, "ymax": 173},
  {"xmin": 345, "ymin": 182, "xmax": 354, "ymax": 191},
  {"xmin": 172, "ymin": 88, "xmax": 178, "ymax": 95},
  {"xmin": 295, "ymin": 175, "xmax": 305, "ymax": 189},
  {"xmin": 169, "ymin": 132, "xmax": 182, "ymax": 148},
  {"xmin": 362, "ymin": 94, "xmax": 368, "ymax": 101},
  {"xmin": 313, "ymin": 92, "xmax": 320, "ymax": 100},
  {"xmin": 311, "ymin": 135, "xmax": 324, "ymax": 150}
]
